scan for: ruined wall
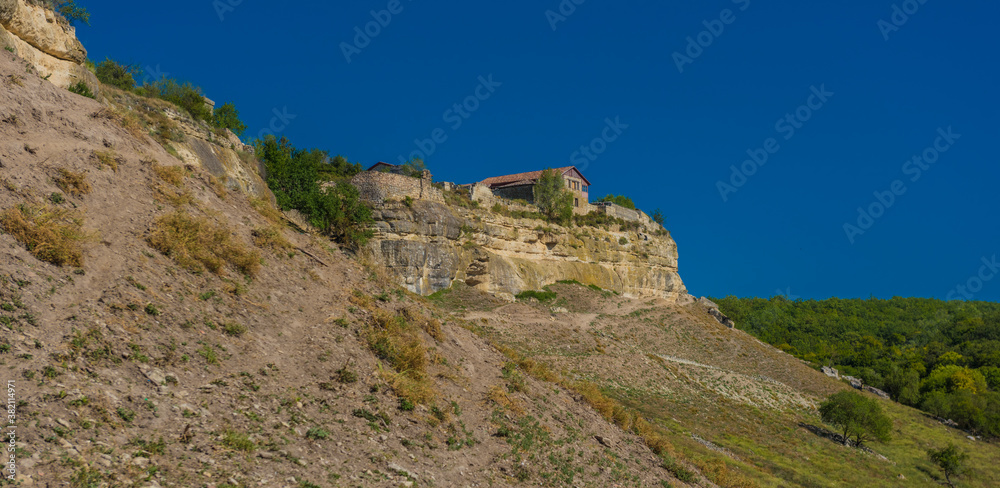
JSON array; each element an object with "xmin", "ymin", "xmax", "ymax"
[{"xmin": 351, "ymin": 171, "xmax": 445, "ymax": 204}]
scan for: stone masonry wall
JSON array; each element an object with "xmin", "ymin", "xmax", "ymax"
[{"xmin": 351, "ymin": 171, "xmax": 445, "ymax": 204}]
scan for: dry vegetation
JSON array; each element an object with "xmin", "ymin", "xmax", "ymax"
[
  {"xmin": 250, "ymin": 226, "xmax": 292, "ymax": 252},
  {"xmin": 0, "ymin": 203, "xmax": 89, "ymax": 267},
  {"xmin": 146, "ymin": 210, "xmax": 260, "ymax": 277},
  {"xmin": 53, "ymin": 168, "xmax": 91, "ymax": 196}
]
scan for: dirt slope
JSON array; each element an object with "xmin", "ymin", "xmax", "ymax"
[{"xmin": 0, "ymin": 49, "xmax": 678, "ymax": 487}]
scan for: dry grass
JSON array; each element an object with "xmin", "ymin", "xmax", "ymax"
[
  {"xmin": 251, "ymin": 226, "xmax": 292, "ymax": 252},
  {"xmin": 365, "ymin": 309, "xmax": 434, "ymax": 403},
  {"xmin": 153, "ymin": 183, "xmax": 194, "ymax": 207},
  {"xmin": 152, "ymin": 163, "xmax": 186, "ymax": 187},
  {"xmin": 91, "ymin": 107, "xmax": 144, "ymax": 139},
  {"xmin": 54, "ymin": 168, "xmax": 91, "ymax": 197},
  {"xmin": 487, "ymin": 384, "xmax": 525, "ymax": 416},
  {"xmin": 207, "ymin": 175, "xmax": 227, "ymax": 199},
  {"xmin": 147, "ymin": 210, "xmax": 260, "ymax": 277},
  {"xmin": 402, "ymin": 306, "xmax": 445, "ymax": 341},
  {"xmin": 0, "ymin": 203, "xmax": 89, "ymax": 267},
  {"xmin": 358, "ymin": 250, "xmax": 399, "ymax": 289},
  {"xmin": 249, "ymin": 197, "xmax": 284, "ymax": 225},
  {"xmin": 92, "ymin": 150, "xmax": 121, "ymax": 172}
]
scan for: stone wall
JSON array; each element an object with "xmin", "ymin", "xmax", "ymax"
[
  {"xmin": 594, "ymin": 202, "xmax": 654, "ymax": 225},
  {"xmin": 351, "ymin": 171, "xmax": 445, "ymax": 204}
]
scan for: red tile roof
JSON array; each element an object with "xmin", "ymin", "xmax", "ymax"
[{"xmin": 480, "ymin": 167, "xmax": 590, "ymax": 188}]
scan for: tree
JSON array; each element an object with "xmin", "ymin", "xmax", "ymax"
[
  {"xmin": 927, "ymin": 443, "xmax": 968, "ymax": 487},
  {"xmin": 400, "ymin": 158, "xmax": 427, "ymax": 178},
  {"xmin": 212, "ymin": 102, "xmax": 247, "ymax": 137},
  {"xmin": 54, "ymin": 0, "xmax": 89, "ymax": 26},
  {"xmin": 818, "ymin": 390, "xmax": 892, "ymax": 447},
  {"xmin": 598, "ymin": 194, "xmax": 636, "ymax": 210},
  {"xmin": 95, "ymin": 58, "xmax": 138, "ymax": 91},
  {"xmin": 534, "ymin": 168, "xmax": 573, "ymax": 225},
  {"xmin": 651, "ymin": 208, "xmax": 665, "ymax": 226}
]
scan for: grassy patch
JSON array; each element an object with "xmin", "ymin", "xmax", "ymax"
[
  {"xmin": 365, "ymin": 310, "xmax": 434, "ymax": 404},
  {"xmin": 54, "ymin": 168, "xmax": 91, "ymax": 196},
  {"xmin": 0, "ymin": 204, "xmax": 90, "ymax": 267},
  {"xmin": 251, "ymin": 226, "xmax": 292, "ymax": 252},
  {"xmin": 515, "ymin": 289, "xmax": 557, "ymax": 302},
  {"xmin": 92, "ymin": 150, "xmax": 120, "ymax": 172},
  {"xmin": 152, "ymin": 163, "xmax": 186, "ymax": 186},
  {"xmin": 249, "ymin": 197, "xmax": 284, "ymax": 225},
  {"xmin": 147, "ymin": 210, "xmax": 260, "ymax": 277}
]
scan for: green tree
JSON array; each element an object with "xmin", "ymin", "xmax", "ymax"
[
  {"xmin": 927, "ymin": 443, "xmax": 969, "ymax": 488},
  {"xmin": 95, "ymin": 58, "xmax": 137, "ymax": 91},
  {"xmin": 818, "ymin": 390, "xmax": 892, "ymax": 447},
  {"xmin": 400, "ymin": 158, "xmax": 427, "ymax": 178},
  {"xmin": 55, "ymin": 0, "xmax": 89, "ymax": 25},
  {"xmin": 152, "ymin": 79, "xmax": 212, "ymax": 121},
  {"xmin": 212, "ymin": 102, "xmax": 247, "ymax": 137},
  {"xmin": 651, "ymin": 208, "xmax": 665, "ymax": 226},
  {"xmin": 598, "ymin": 194, "xmax": 636, "ymax": 210},
  {"xmin": 534, "ymin": 168, "xmax": 573, "ymax": 224},
  {"xmin": 309, "ymin": 182, "xmax": 373, "ymax": 247}
]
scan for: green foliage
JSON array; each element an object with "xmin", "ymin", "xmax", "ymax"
[
  {"xmin": 716, "ymin": 296, "xmax": 1000, "ymax": 437},
  {"xmin": 597, "ymin": 194, "xmax": 636, "ymax": 210},
  {"xmin": 399, "ymin": 158, "xmax": 427, "ymax": 178},
  {"xmin": 67, "ymin": 81, "xmax": 95, "ymax": 99},
  {"xmin": 652, "ymin": 208, "xmax": 665, "ymax": 226},
  {"xmin": 54, "ymin": 0, "xmax": 90, "ymax": 26},
  {"xmin": 819, "ymin": 390, "xmax": 891, "ymax": 447},
  {"xmin": 928, "ymin": 443, "xmax": 969, "ymax": 487},
  {"xmin": 211, "ymin": 102, "xmax": 247, "ymax": 137},
  {"xmin": 534, "ymin": 169, "xmax": 573, "ymax": 225},
  {"xmin": 95, "ymin": 58, "xmax": 137, "ymax": 91},
  {"xmin": 515, "ymin": 289, "xmax": 557, "ymax": 303},
  {"xmin": 254, "ymin": 135, "xmax": 372, "ymax": 247},
  {"xmin": 143, "ymin": 78, "xmax": 212, "ymax": 121}
]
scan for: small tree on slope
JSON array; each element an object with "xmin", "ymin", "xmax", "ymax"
[
  {"xmin": 819, "ymin": 390, "xmax": 891, "ymax": 447},
  {"xmin": 928, "ymin": 443, "xmax": 969, "ymax": 488}
]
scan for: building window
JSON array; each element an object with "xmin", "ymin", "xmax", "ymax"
[
  {"xmin": 582, "ymin": 185, "xmax": 588, "ymax": 192},
  {"xmin": 574, "ymin": 198, "xmax": 579, "ymax": 207}
]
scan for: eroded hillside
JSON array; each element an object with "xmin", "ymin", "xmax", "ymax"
[{"xmin": 0, "ymin": 46, "xmax": 688, "ymax": 487}]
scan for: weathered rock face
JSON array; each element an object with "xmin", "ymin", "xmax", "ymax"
[
  {"xmin": 0, "ymin": 0, "xmax": 97, "ymax": 92},
  {"xmin": 368, "ymin": 200, "xmax": 688, "ymax": 301}
]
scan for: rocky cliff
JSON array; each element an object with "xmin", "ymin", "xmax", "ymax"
[
  {"xmin": 368, "ymin": 198, "xmax": 688, "ymax": 301},
  {"xmin": 0, "ymin": 0, "xmax": 97, "ymax": 92}
]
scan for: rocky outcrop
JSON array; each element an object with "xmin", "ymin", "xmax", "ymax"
[
  {"xmin": 0, "ymin": 0, "xmax": 97, "ymax": 92},
  {"xmin": 367, "ymin": 200, "xmax": 688, "ymax": 301}
]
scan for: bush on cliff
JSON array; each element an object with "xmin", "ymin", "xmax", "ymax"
[
  {"xmin": 534, "ymin": 169, "xmax": 573, "ymax": 225},
  {"xmin": 254, "ymin": 135, "xmax": 372, "ymax": 247},
  {"xmin": 211, "ymin": 102, "xmax": 247, "ymax": 137},
  {"xmin": 95, "ymin": 58, "xmax": 138, "ymax": 91}
]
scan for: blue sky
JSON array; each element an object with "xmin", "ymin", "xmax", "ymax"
[{"xmin": 76, "ymin": 0, "xmax": 1000, "ymax": 301}]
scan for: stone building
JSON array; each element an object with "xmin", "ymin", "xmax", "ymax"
[{"xmin": 479, "ymin": 166, "xmax": 592, "ymax": 215}]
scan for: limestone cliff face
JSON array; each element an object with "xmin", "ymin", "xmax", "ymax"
[
  {"xmin": 0, "ymin": 0, "xmax": 97, "ymax": 92},
  {"xmin": 368, "ymin": 200, "xmax": 688, "ymax": 301}
]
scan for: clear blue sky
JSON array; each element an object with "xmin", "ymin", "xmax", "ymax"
[{"xmin": 76, "ymin": 0, "xmax": 1000, "ymax": 302}]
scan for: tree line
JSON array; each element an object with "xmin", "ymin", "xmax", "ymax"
[{"xmin": 714, "ymin": 296, "xmax": 1000, "ymax": 437}]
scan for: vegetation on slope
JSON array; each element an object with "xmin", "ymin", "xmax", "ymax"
[{"xmin": 714, "ymin": 296, "xmax": 1000, "ymax": 437}]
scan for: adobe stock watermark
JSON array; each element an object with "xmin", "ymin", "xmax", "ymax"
[
  {"xmin": 673, "ymin": 0, "xmax": 751, "ymax": 73},
  {"xmin": 877, "ymin": 0, "xmax": 929, "ymax": 41},
  {"xmin": 213, "ymin": 0, "xmax": 244, "ymax": 21},
  {"xmin": 569, "ymin": 117, "xmax": 628, "ymax": 171},
  {"xmin": 716, "ymin": 84, "xmax": 834, "ymax": 202},
  {"xmin": 395, "ymin": 75, "xmax": 501, "ymax": 164},
  {"xmin": 842, "ymin": 127, "xmax": 960, "ymax": 244},
  {"xmin": 946, "ymin": 255, "xmax": 999, "ymax": 301},
  {"xmin": 341, "ymin": 0, "xmax": 413, "ymax": 63},
  {"xmin": 254, "ymin": 107, "xmax": 297, "ymax": 141},
  {"xmin": 545, "ymin": 0, "xmax": 588, "ymax": 31}
]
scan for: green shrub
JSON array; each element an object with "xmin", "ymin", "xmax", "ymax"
[
  {"xmin": 534, "ymin": 169, "xmax": 573, "ymax": 225},
  {"xmin": 67, "ymin": 81, "xmax": 95, "ymax": 99},
  {"xmin": 212, "ymin": 102, "xmax": 246, "ymax": 137},
  {"xmin": 144, "ymin": 78, "xmax": 212, "ymax": 121},
  {"xmin": 597, "ymin": 194, "xmax": 636, "ymax": 210},
  {"xmin": 54, "ymin": 0, "xmax": 89, "ymax": 26},
  {"xmin": 95, "ymin": 58, "xmax": 138, "ymax": 91},
  {"xmin": 515, "ymin": 289, "xmax": 557, "ymax": 302}
]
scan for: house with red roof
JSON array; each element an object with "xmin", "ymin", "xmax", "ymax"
[{"xmin": 479, "ymin": 166, "xmax": 591, "ymax": 214}]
